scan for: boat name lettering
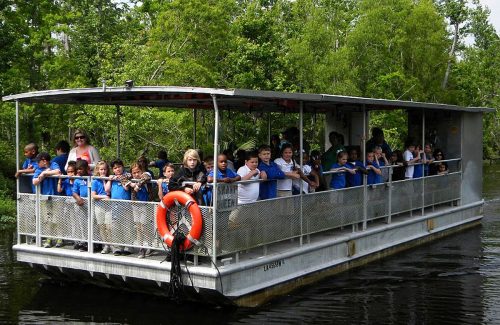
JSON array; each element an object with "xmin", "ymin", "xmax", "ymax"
[{"xmin": 263, "ymin": 259, "xmax": 285, "ymax": 271}]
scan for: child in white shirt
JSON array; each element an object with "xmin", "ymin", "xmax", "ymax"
[
  {"xmin": 403, "ymin": 139, "xmax": 420, "ymax": 179},
  {"xmin": 237, "ymin": 151, "xmax": 267, "ymax": 204}
]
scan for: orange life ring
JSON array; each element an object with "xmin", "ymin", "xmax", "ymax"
[{"xmin": 156, "ymin": 191, "xmax": 203, "ymax": 251}]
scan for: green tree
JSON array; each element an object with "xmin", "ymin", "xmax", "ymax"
[
  {"xmin": 285, "ymin": 0, "xmax": 359, "ymax": 94},
  {"xmin": 451, "ymin": 1, "xmax": 500, "ymax": 158},
  {"xmin": 437, "ymin": 0, "xmax": 469, "ymax": 90},
  {"xmin": 223, "ymin": 0, "xmax": 291, "ymax": 90}
]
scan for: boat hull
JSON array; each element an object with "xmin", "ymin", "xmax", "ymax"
[{"xmin": 14, "ymin": 201, "xmax": 482, "ymax": 307}]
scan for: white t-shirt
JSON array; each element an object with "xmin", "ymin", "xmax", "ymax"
[
  {"xmin": 274, "ymin": 157, "xmax": 296, "ymax": 191},
  {"xmin": 403, "ymin": 149, "xmax": 414, "ymax": 179},
  {"xmin": 237, "ymin": 165, "xmax": 260, "ymax": 204}
]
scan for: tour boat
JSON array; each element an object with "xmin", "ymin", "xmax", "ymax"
[{"xmin": 3, "ymin": 86, "xmax": 491, "ymax": 307}]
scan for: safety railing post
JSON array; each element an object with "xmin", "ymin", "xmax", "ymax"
[
  {"xmin": 211, "ymin": 95, "xmax": 219, "ymax": 266},
  {"xmin": 363, "ymin": 174, "xmax": 368, "ymax": 230},
  {"xmin": 362, "ymin": 104, "xmax": 367, "ymax": 230},
  {"xmin": 421, "ymin": 110, "xmax": 425, "ymax": 216},
  {"xmin": 388, "ymin": 166, "xmax": 392, "ymax": 224},
  {"xmin": 15, "ymin": 100, "xmax": 20, "ymax": 244},
  {"xmin": 299, "ymin": 101, "xmax": 304, "ymax": 246},
  {"xmin": 35, "ymin": 183, "xmax": 41, "ymax": 247},
  {"xmin": 87, "ymin": 176, "xmax": 93, "ymax": 253}
]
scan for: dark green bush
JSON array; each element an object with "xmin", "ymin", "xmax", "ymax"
[{"xmin": 0, "ymin": 197, "xmax": 16, "ymax": 230}]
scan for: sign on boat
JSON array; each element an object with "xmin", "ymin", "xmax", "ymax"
[{"xmin": 2, "ymin": 86, "xmax": 493, "ymax": 307}]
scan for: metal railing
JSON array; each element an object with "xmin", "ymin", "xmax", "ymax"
[{"xmin": 16, "ymin": 161, "xmax": 462, "ymax": 260}]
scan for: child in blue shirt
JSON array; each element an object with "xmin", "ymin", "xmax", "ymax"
[
  {"xmin": 206, "ymin": 154, "xmax": 241, "ymax": 205},
  {"xmin": 105, "ymin": 159, "xmax": 132, "ymax": 256},
  {"xmin": 366, "ymin": 152, "xmax": 383, "ymax": 185},
  {"xmin": 106, "ymin": 159, "xmax": 132, "ymax": 200},
  {"xmin": 412, "ymin": 145, "xmax": 424, "ymax": 179},
  {"xmin": 16, "ymin": 143, "xmax": 39, "ymax": 193},
  {"xmin": 208, "ymin": 154, "xmax": 241, "ymax": 183},
  {"xmin": 56, "ymin": 161, "xmax": 76, "ymax": 248},
  {"xmin": 374, "ymin": 146, "xmax": 389, "ymax": 182},
  {"xmin": 91, "ymin": 160, "xmax": 112, "ymax": 254},
  {"xmin": 346, "ymin": 148, "xmax": 365, "ymax": 187},
  {"xmin": 33, "ymin": 152, "xmax": 61, "ymax": 195},
  {"xmin": 52, "ymin": 140, "xmax": 70, "ymax": 173},
  {"xmin": 72, "ymin": 160, "xmax": 90, "ymax": 251},
  {"xmin": 257, "ymin": 145, "xmax": 285, "ymax": 200},
  {"xmin": 57, "ymin": 161, "xmax": 76, "ymax": 196},
  {"xmin": 129, "ymin": 163, "xmax": 152, "ymax": 258},
  {"xmin": 330, "ymin": 151, "xmax": 356, "ymax": 189},
  {"xmin": 157, "ymin": 163, "xmax": 175, "ymax": 201},
  {"xmin": 32, "ymin": 152, "xmax": 61, "ymax": 248}
]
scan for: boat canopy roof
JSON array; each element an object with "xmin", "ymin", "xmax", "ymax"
[{"xmin": 2, "ymin": 86, "xmax": 493, "ymax": 113}]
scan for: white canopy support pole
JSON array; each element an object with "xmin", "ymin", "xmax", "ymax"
[
  {"xmin": 211, "ymin": 95, "xmax": 220, "ymax": 266},
  {"xmin": 362, "ymin": 105, "xmax": 368, "ymax": 231},
  {"xmin": 116, "ymin": 105, "xmax": 121, "ymax": 158},
  {"xmin": 15, "ymin": 100, "xmax": 20, "ymax": 244},
  {"xmin": 299, "ymin": 101, "xmax": 304, "ymax": 246},
  {"xmin": 421, "ymin": 109, "xmax": 426, "ymax": 216}
]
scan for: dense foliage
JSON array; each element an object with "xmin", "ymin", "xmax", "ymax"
[{"xmin": 0, "ymin": 0, "xmax": 498, "ymax": 224}]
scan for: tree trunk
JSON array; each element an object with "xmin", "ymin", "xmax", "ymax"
[{"xmin": 442, "ymin": 22, "xmax": 459, "ymax": 90}]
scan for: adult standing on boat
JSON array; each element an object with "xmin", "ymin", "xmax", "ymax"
[
  {"xmin": 429, "ymin": 149, "xmax": 447, "ymax": 175},
  {"xmin": 366, "ymin": 127, "xmax": 392, "ymax": 157},
  {"xmin": 65, "ymin": 129, "xmax": 101, "ymax": 172},
  {"xmin": 321, "ymin": 131, "xmax": 346, "ymax": 171}
]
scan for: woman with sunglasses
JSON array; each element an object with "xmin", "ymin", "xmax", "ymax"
[
  {"xmin": 429, "ymin": 149, "xmax": 446, "ymax": 176},
  {"xmin": 65, "ymin": 129, "xmax": 101, "ymax": 172}
]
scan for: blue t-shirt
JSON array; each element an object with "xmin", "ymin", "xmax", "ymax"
[
  {"xmin": 91, "ymin": 179, "xmax": 108, "ymax": 196},
  {"xmin": 59, "ymin": 179, "xmax": 73, "ymax": 196},
  {"xmin": 413, "ymin": 163, "xmax": 424, "ymax": 179},
  {"xmin": 346, "ymin": 161, "xmax": 364, "ymax": 187},
  {"xmin": 111, "ymin": 180, "xmax": 131, "ymax": 200},
  {"xmin": 160, "ymin": 182, "xmax": 169, "ymax": 196},
  {"xmin": 330, "ymin": 163, "xmax": 351, "ymax": 189},
  {"xmin": 22, "ymin": 157, "xmax": 39, "ymax": 170},
  {"xmin": 51, "ymin": 153, "xmax": 68, "ymax": 174},
  {"xmin": 205, "ymin": 168, "xmax": 239, "ymax": 205},
  {"xmin": 134, "ymin": 185, "xmax": 149, "ymax": 202},
  {"xmin": 207, "ymin": 168, "xmax": 238, "ymax": 179},
  {"xmin": 23, "ymin": 158, "xmax": 39, "ymax": 193},
  {"xmin": 32, "ymin": 162, "xmax": 59, "ymax": 195},
  {"xmin": 367, "ymin": 161, "xmax": 383, "ymax": 185},
  {"xmin": 258, "ymin": 161, "xmax": 285, "ymax": 200},
  {"xmin": 73, "ymin": 178, "xmax": 89, "ymax": 198}
]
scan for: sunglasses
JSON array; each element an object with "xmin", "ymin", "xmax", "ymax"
[{"xmin": 75, "ymin": 135, "xmax": 86, "ymax": 140}]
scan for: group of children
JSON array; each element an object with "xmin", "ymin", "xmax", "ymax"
[
  {"xmin": 328, "ymin": 140, "xmax": 449, "ymax": 190},
  {"xmin": 16, "ymin": 136, "xmax": 450, "ymax": 256},
  {"xmin": 16, "ymin": 142, "xmax": 166, "ymax": 258},
  {"xmin": 329, "ymin": 148, "xmax": 385, "ymax": 190}
]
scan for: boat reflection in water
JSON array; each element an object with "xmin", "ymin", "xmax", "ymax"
[{"xmin": 2, "ymin": 87, "xmax": 493, "ymax": 307}]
